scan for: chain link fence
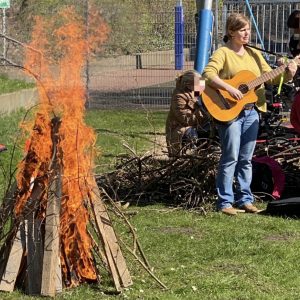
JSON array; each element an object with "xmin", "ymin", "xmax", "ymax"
[{"xmin": 0, "ymin": 1, "xmax": 299, "ymax": 109}]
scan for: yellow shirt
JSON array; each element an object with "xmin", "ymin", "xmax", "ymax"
[{"xmin": 202, "ymin": 46, "xmax": 284, "ymax": 112}]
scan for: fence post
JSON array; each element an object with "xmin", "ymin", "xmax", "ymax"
[
  {"xmin": 175, "ymin": 0, "xmax": 184, "ymax": 70},
  {"xmin": 2, "ymin": 8, "xmax": 6, "ymax": 63},
  {"xmin": 136, "ymin": 54, "xmax": 142, "ymax": 69},
  {"xmin": 84, "ymin": 0, "xmax": 90, "ymax": 108}
]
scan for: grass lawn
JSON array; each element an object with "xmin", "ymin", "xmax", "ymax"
[
  {"xmin": 0, "ymin": 74, "xmax": 35, "ymax": 94},
  {"xmin": 1, "ymin": 108, "xmax": 300, "ymax": 300}
]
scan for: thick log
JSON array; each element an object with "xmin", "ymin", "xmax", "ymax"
[
  {"xmin": 0, "ymin": 223, "xmax": 26, "ymax": 292},
  {"xmin": 22, "ymin": 174, "xmax": 46, "ymax": 295},
  {"xmin": 26, "ymin": 215, "xmax": 44, "ymax": 295},
  {"xmin": 90, "ymin": 185, "xmax": 132, "ymax": 290}
]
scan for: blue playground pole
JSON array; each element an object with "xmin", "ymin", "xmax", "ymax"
[
  {"xmin": 175, "ymin": 0, "xmax": 184, "ymax": 70},
  {"xmin": 194, "ymin": 0, "xmax": 213, "ymax": 73},
  {"xmin": 245, "ymin": 0, "xmax": 269, "ymax": 60}
]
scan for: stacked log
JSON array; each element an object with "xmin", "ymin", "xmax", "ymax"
[{"xmin": 0, "ymin": 117, "xmax": 133, "ymax": 296}]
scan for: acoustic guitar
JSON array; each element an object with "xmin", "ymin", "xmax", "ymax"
[{"xmin": 202, "ymin": 56, "xmax": 300, "ymax": 122}]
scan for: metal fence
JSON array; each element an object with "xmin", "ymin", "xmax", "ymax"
[
  {"xmin": 0, "ymin": 1, "xmax": 299, "ymax": 109},
  {"xmin": 88, "ymin": 0, "xmax": 300, "ymax": 109},
  {"xmin": 221, "ymin": 0, "xmax": 300, "ymax": 55}
]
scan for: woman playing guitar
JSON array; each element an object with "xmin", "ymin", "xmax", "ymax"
[{"xmin": 202, "ymin": 13, "xmax": 297, "ymax": 216}]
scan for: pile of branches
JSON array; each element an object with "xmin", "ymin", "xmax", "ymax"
[
  {"xmin": 96, "ymin": 139, "xmax": 221, "ymax": 212},
  {"xmin": 268, "ymin": 142, "xmax": 300, "ymax": 198},
  {"xmin": 97, "ymin": 134, "xmax": 300, "ymax": 212}
]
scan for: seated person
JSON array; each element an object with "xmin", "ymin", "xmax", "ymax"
[{"xmin": 165, "ymin": 70, "xmax": 208, "ymax": 156}]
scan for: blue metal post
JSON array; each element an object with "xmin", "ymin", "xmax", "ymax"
[
  {"xmin": 194, "ymin": 0, "xmax": 213, "ymax": 73},
  {"xmin": 245, "ymin": 0, "xmax": 269, "ymax": 60},
  {"xmin": 175, "ymin": 0, "xmax": 184, "ymax": 70}
]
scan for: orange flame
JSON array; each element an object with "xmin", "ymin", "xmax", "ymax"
[{"xmin": 15, "ymin": 6, "xmax": 109, "ymax": 285}]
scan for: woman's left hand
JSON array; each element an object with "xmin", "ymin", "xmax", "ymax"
[{"xmin": 286, "ymin": 60, "xmax": 298, "ymax": 80}]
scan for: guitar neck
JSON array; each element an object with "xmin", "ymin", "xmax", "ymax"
[{"xmin": 247, "ymin": 64, "xmax": 287, "ymax": 90}]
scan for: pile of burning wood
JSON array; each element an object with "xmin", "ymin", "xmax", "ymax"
[
  {"xmin": 0, "ymin": 7, "xmax": 167, "ymax": 297},
  {"xmin": 0, "ymin": 115, "xmax": 166, "ymax": 296}
]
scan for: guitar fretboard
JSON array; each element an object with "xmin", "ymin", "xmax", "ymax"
[{"xmin": 247, "ymin": 64, "xmax": 287, "ymax": 90}]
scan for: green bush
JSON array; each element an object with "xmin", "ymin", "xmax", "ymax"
[{"xmin": 10, "ymin": 0, "xmax": 198, "ymax": 55}]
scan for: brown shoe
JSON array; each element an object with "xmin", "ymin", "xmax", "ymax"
[
  {"xmin": 241, "ymin": 204, "xmax": 259, "ymax": 213},
  {"xmin": 220, "ymin": 207, "xmax": 238, "ymax": 216}
]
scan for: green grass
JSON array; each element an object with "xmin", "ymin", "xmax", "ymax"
[
  {"xmin": 85, "ymin": 109, "xmax": 167, "ymax": 171},
  {"xmin": 1, "ymin": 109, "xmax": 300, "ymax": 300},
  {"xmin": 0, "ymin": 74, "xmax": 35, "ymax": 94},
  {"xmin": 0, "ymin": 109, "xmax": 28, "ymax": 197}
]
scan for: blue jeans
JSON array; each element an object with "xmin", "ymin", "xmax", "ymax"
[
  {"xmin": 182, "ymin": 127, "xmax": 199, "ymax": 149},
  {"xmin": 216, "ymin": 109, "xmax": 259, "ymax": 210}
]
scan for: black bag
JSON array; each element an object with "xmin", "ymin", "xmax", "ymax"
[
  {"xmin": 251, "ymin": 156, "xmax": 286, "ymax": 200},
  {"xmin": 251, "ymin": 160, "xmax": 274, "ymax": 196},
  {"xmin": 265, "ymin": 197, "xmax": 300, "ymax": 218}
]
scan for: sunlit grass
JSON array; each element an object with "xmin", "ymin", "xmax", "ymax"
[
  {"xmin": 1, "ymin": 109, "xmax": 300, "ymax": 299},
  {"xmin": 85, "ymin": 109, "xmax": 167, "ymax": 171}
]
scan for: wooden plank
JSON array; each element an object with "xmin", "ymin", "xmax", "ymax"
[
  {"xmin": 91, "ymin": 185, "xmax": 132, "ymax": 289},
  {"xmin": 90, "ymin": 201, "xmax": 122, "ymax": 292},
  {"xmin": 26, "ymin": 215, "xmax": 43, "ymax": 295},
  {"xmin": 0, "ymin": 224, "xmax": 25, "ymax": 292},
  {"xmin": 55, "ymin": 254, "xmax": 62, "ymax": 294},
  {"xmin": 40, "ymin": 172, "xmax": 62, "ymax": 297}
]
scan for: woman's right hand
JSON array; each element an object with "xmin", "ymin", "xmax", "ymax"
[
  {"xmin": 208, "ymin": 76, "xmax": 244, "ymax": 100},
  {"xmin": 226, "ymin": 86, "xmax": 244, "ymax": 100}
]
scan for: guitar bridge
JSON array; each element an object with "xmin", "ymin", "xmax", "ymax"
[{"xmin": 216, "ymin": 90, "xmax": 231, "ymax": 109}]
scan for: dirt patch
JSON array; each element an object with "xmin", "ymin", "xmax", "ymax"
[
  {"xmin": 151, "ymin": 133, "xmax": 168, "ymax": 158},
  {"xmin": 264, "ymin": 233, "xmax": 300, "ymax": 241}
]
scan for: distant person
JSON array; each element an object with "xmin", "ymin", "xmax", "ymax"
[
  {"xmin": 202, "ymin": 13, "xmax": 297, "ymax": 216},
  {"xmin": 165, "ymin": 70, "xmax": 208, "ymax": 156},
  {"xmin": 287, "ymin": 10, "xmax": 300, "ymax": 58},
  {"xmin": 0, "ymin": 144, "xmax": 7, "ymax": 152},
  {"xmin": 290, "ymin": 92, "xmax": 300, "ymax": 135},
  {"xmin": 287, "ymin": 10, "xmax": 300, "ymax": 87},
  {"xmin": 288, "ymin": 10, "xmax": 300, "ymax": 135}
]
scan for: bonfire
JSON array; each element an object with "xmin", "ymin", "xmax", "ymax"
[{"xmin": 0, "ymin": 6, "xmax": 165, "ymax": 297}]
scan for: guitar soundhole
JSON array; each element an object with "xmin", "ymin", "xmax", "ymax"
[{"xmin": 238, "ymin": 84, "xmax": 249, "ymax": 95}]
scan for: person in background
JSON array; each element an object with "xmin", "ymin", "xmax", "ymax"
[
  {"xmin": 165, "ymin": 70, "xmax": 208, "ymax": 157},
  {"xmin": 202, "ymin": 13, "xmax": 297, "ymax": 216},
  {"xmin": 288, "ymin": 10, "xmax": 300, "ymax": 135},
  {"xmin": 287, "ymin": 10, "xmax": 300, "ymax": 58},
  {"xmin": 0, "ymin": 144, "xmax": 7, "ymax": 152},
  {"xmin": 290, "ymin": 92, "xmax": 300, "ymax": 135}
]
